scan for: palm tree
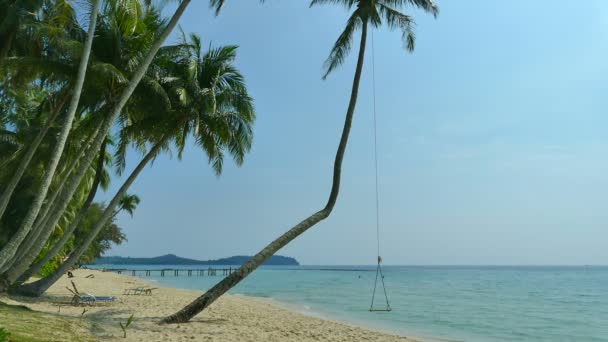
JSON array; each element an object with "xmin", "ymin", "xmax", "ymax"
[
  {"xmin": 0, "ymin": 0, "xmax": 101, "ymax": 271},
  {"xmin": 0, "ymin": 89, "xmax": 69, "ymax": 247},
  {"xmin": 0, "ymin": 0, "xmax": 154, "ymax": 270},
  {"xmin": 160, "ymin": 0, "xmax": 438, "ymax": 324},
  {"xmin": 5, "ymin": 0, "xmax": 164, "ymax": 283},
  {"xmin": 116, "ymin": 194, "xmax": 141, "ymax": 218},
  {"xmin": 0, "ymin": 0, "xmax": 155, "ymax": 278},
  {"xmin": 0, "ymin": 0, "xmax": 193, "ymax": 292},
  {"xmin": 15, "ymin": 30, "xmax": 254, "ymax": 297},
  {"xmin": 0, "ymin": 90, "xmax": 70, "ymax": 221},
  {"xmin": 15, "ymin": 138, "xmax": 110, "ymax": 283}
]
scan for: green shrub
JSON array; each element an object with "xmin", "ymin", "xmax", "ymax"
[{"xmin": 0, "ymin": 327, "xmax": 11, "ymax": 342}]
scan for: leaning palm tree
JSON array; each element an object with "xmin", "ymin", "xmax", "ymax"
[
  {"xmin": 0, "ymin": 0, "xmax": 101, "ymax": 270},
  {"xmin": 0, "ymin": 0, "xmax": 193, "ymax": 292},
  {"xmin": 160, "ymin": 0, "xmax": 438, "ymax": 324},
  {"xmin": 0, "ymin": 0, "xmax": 157, "ymax": 278},
  {"xmin": 15, "ymin": 139, "xmax": 110, "ymax": 284},
  {"xmin": 15, "ymin": 33, "xmax": 254, "ymax": 297}
]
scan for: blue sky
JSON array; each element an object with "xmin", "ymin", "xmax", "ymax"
[{"xmin": 104, "ymin": 0, "xmax": 608, "ymax": 265}]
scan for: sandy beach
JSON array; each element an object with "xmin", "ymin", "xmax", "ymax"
[{"xmin": 1, "ymin": 269, "xmax": 418, "ymax": 341}]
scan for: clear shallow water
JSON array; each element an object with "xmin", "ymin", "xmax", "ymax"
[{"xmin": 90, "ymin": 265, "xmax": 608, "ymax": 342}]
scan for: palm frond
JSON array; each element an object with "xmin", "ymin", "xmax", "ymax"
[
  {"xmin": 380, "ymin": 0, "xmax": 438, "ymax": 17},
  {"xmin": 321, "ymin": 10, "xmax": 362, "ymax": 79},
  {"xmin": 378, "ymin": 4, "xmax": 416, "ymax": 51}
]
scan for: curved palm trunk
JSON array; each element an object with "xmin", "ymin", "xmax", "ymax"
[
  {"xmin": 2, "ymin": 127, "xmax": 102, "ymax": 272},
  {"xmin": 17, "ymin": 136, "xmax": 168, "ymax": 296},
  {"xmin": 0, "ymin": 0, "xmax": 191, "ymax": 292},
  {"xmin": 2, "ymin": 121, "xmax": 106, "ymax": 285},
  {"xmin": 0, "ymin": 0, "xmax": 100, "ymax": 271},
  {"xmin": 0, "ymin": 92, "xmax": 69, "ymax": 222},
  {"xmin": 16, "ymin": 139, "xmax": 107, "ymax": 283},
  {"xmin": 30, "ymin": 128, "xmax": 100, "ymax": 234},
  {"xmin": 159, "ymin": 20, "xmax": 370, "ymax": 325},
  {"xmin": 0, "ymin": 122, "xmax": 103, "ymax": 275}
]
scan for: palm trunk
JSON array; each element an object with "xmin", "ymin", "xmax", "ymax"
[
  {"xmin": 17, "ymin": 136, "xmax": 169, "ymax": 296},
  {"xmin": 1, "ymin": 124, "xmax": 104, "ymax": 284},
  {"xmin": 16, "ymin": 139, "xmax": 107, "ymax": 283},
  {"xmin": 31, "ymin": 125, "xmax": 103, "ymax": 235},
  {"xmin": 0, "ymin": 122, "xmax": 103, "ymax": 275},
  {"xmin": 0, "ymin": 91, "xmax": 69, "ymax": 222},
  {"xmin": 0, "ymin": 124, "xmax": 104, "ymax": 284},
  {"xmin": 0, "ymin": 0, "xmax": 191, "ymax": 292},
  {"xmin": 0, "ymin": 0, "xmax": 100, "ymax": 271},
  {"xmin": 30, "ymin": 129, "xmax": 99, "ymax": 236},
  {"xmin": 159, "ymin": 20, "xmax": 370, "ymax": 325}
]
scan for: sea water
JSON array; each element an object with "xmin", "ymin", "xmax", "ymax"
[{"xmin": 91, "ymin": 265, "xmax": 608, "ymax": 342}]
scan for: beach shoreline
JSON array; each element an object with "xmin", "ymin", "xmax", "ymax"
[{"xmin": 1, "ymin": 269, "xmax": 421, "ymax": 341}]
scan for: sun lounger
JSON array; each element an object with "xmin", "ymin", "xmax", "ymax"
[
  {"xmin": 71, "ymin": 293, "xmax": 116, "ymax": 306},
  {"xmin": 67, "ymin": 280, "xmax": 116, "ymax": 306},
  {"xmin": 123, "ymin": 287, "xmax": 157, "ymax": 295}
]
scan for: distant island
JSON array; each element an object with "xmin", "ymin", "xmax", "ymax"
[{"xmin": 91, "ymin": 254, "xmax": 299, "ymax": 266}]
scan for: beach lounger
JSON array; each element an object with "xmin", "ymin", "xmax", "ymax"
[
  {"xmin": 67, "ymin": 281, "xmax": 116, "ymax": 306},
  {"xmin": 123, "ymin": 287, "xmax": 157, "ymax": 295},
  {"xmin": 71, "ymin": 293, "xmax": 116, "ymax": 306}
]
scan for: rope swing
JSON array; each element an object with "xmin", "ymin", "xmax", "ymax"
[{"xmin": 369, "ymin": 29, "xmax": 391, "ymax": 313}]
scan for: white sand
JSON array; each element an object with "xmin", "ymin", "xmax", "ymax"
[{"xmin": 2, "ymin": 269, "xmax": 419, "ymax": 341}]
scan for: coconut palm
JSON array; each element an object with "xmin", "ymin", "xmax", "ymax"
[
  {"xmin": 2, "ymin": 0, "xmax": 162, "ymax": 276},
  {"xmin": 16, "ymin": 30, "xmax": 254, "ymax": 296},
  {"xmin": 160, "ymin": 0, "xmax": 438, "ymax": 324},
  {"xmin": 0, "ymin": 0, "xmax": 84, "ymax": 223},
  {"xmin": 0, "ymin": 89, "xmax": 70, "ymax": 246},
  {"xmin": 117, "ymin": 194, "xmax": 141, "ymax": 218},
  {"xmin": 0, "ymin": 0, "xmax": 155, "ymax": 269},
  {"xmin": 0, "ymin": 0, "xmax": 193, "ymax": 292},
  {"xmin": 0, "ymin": 0, "xmax": 101, "ymax": 271},
  {"xmin": 4, "ymin": 0, "xmax": 163, "ymax": 282},
  {"xmin": 14, "ymin": 138, "xmax": 110, "ymax": 283}
]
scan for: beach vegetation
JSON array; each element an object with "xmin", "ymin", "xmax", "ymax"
[
  {"xmin": 0, "ymin": 0, "xmax": 255, "ymax": 297},
  {"xmin": 0, "ymin": 302, "xmax": 96, "ymax": 341},
  {"xmin": 0, "ymin": 327, "xmax": 10, "ymax": 342},
  {"xmin": 119, "ymin": 313, "xmax": 135, "ymax": 338}
]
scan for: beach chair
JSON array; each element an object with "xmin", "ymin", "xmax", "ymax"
[
  {"xmin": 67, "ymin": 281, "xmax": 116, "ymax": 306},
  {"xmin": 123, "ymin": 287, "xmax": 157, "ymax": 295},
  {"xmin": 70, "ymin": 292, "xmax": 115, "ymax": 306},
  {"xmin": 123, "ymin": 287, "xmax": 144, "ymax": 295}
]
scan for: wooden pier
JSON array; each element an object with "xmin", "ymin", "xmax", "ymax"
[{"xmin": 103, "ymin": 267, "xmax": 236, "ymax": 277}]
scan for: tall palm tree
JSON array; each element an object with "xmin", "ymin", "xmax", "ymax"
[
  {"xmin": 0, "ymin": 0, "xmax": 153, "ymax": 268},
  {"xmin": 0, "ymin": 0, "xmax": 193, "ymax": 292},
  {"xmin": 0, "ymin": 89, "xmax": 68, "ymax": 246},
  {"xmin": 0, "ymin": 123, "xmax": 104, "ymax": 276},
  {"xmin": 15, "ymin": 138, "xmax": 110, "ymax": 283},
  {"xmin": 0, "ymin": 91, "xmax": 70, "ymax": 221},
  {"xmin": 0, "ymin": 0, "xmax": 101, "ymax": 271},
  {"xmin": 0, "ymin": 0, "xmax": 158, "ymax": 277},
  {"xmin": 6, "ymin": 1, "xmax": 166, "ymax": 282},
  {"xmin": 160, "ymin": 0, "xmax": 438, "ymax": 324},
  {"xmin": 15, "ymin": 31, "xmax": 254, "ymax": 297}
]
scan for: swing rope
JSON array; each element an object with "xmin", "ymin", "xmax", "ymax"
[{"xmin": 369, "ymin": 28, "xmax": 391, "ymax": 312}]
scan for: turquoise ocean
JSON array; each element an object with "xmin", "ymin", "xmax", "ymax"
[{"xmin": 91, "ymin": 265, "xmax": 608, "ymax": 342}]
